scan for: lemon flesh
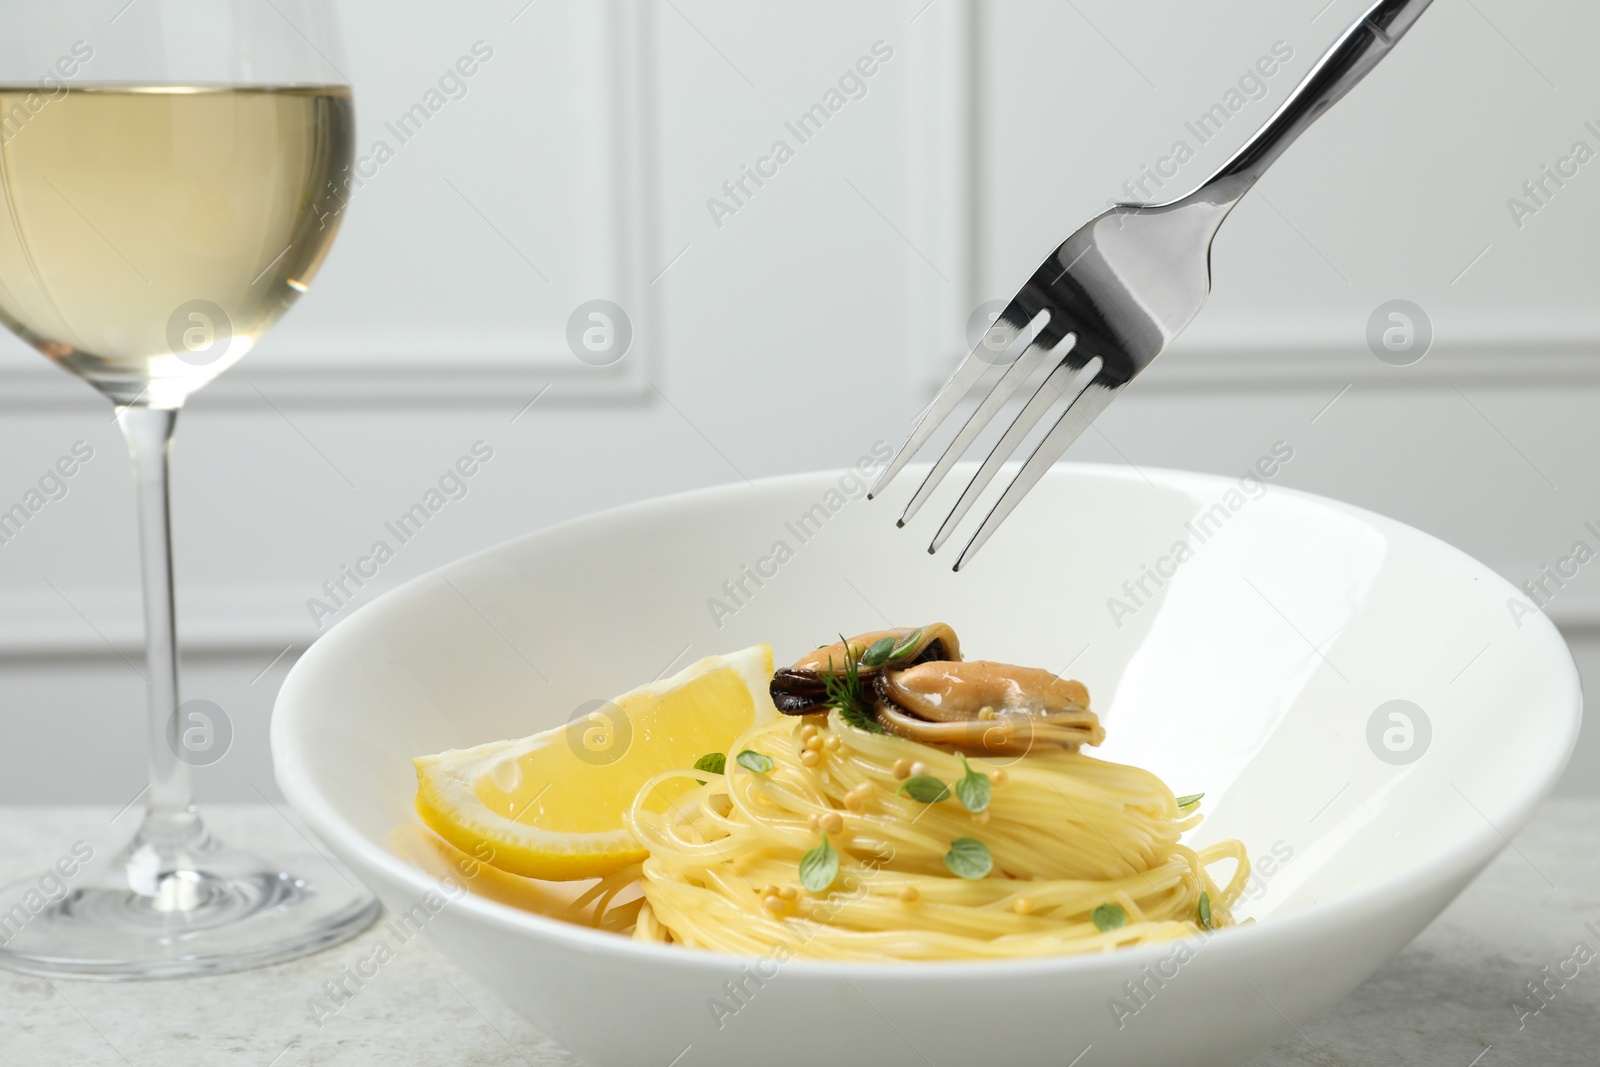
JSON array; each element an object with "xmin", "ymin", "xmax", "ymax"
[{"xmin": 414, "ymin": 644, "xmax": 775, "ymax": 880}]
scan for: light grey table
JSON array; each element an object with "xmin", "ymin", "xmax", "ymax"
[{"xmin": 2, "ymin": 802, "xmax": 1595, "ymax": 1066}]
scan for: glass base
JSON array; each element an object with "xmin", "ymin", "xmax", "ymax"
[{"xmin": 0, "ymin": 818, "xmax": 379, "ymax": 980}]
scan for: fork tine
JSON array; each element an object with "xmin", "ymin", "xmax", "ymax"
[
  {"xmin": 927, "ymin": 350, "xmax": 1091, "ymax": 552},
  {"xmin": 868, "ymin": 305, "xmax": 1049, "ymax": 500},
  {"xmin": 952, "ymin": 377, "xmax": 1123, "ymax": 571},
  {"xmin": 897, "ymin": 328, "xmax": 1068, "ymax": 527}
]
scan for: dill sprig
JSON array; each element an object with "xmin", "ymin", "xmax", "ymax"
[{"xmin": 821, "ymin": 637, "xmax": 886, "ymax": 734}]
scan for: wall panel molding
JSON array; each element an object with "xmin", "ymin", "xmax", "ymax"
[
  {"xmin": 7, "ymin": 580, "xmax": 1598, "ymax": 663},
  {"xmin": 898, "ymin": 0, "xmax": 1600, "ymax": 399},
  {"xmin": 904, "ymin": 0, "xmax": 978, "ymax": 389},
  {"xmin": 1137, "ymin": 336, "xmax": 1600, "ymax": 393},
  {"xmin": 0, "ymin": 588, "xmax": 311, "ymax": 662},
  {"xmin": 0, "ymin": 0, "xmax": 659, "ymax": 413},
  {"xmin": 4, "ymin": 335, "xmax": 1594, "ymax": 412}
]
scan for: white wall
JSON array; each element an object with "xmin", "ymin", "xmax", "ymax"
[{"xmin": 1, "ymin": 0, "xmax": 1596, "ymax": 803}]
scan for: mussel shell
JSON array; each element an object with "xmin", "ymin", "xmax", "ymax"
[
  {"xmin": 770, "ymin": 624, "xmax": 960, "ymax": 716},
  {"xmin": 769, "ymin": 670, "xmax": 830, "ymax": 714}
]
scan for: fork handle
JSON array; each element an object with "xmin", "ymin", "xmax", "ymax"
[{"xmin": 1192, "ymin": 0, "xmax": 1435, "ymax": 205}]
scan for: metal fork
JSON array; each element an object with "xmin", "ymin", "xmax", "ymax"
[{"xmin": 871, "ymin": 0, "xmax": 1436, "ymax": 569}]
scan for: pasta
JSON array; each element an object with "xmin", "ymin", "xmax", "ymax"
[
  {"xmin": 624, "ymin": 711, "xmax": 1249, "ymax": 960},
  {"xmin": 411, "ymin": 623, "xmax": 1251, "ymax": 962}
]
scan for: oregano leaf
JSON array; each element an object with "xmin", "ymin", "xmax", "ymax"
[
  {"xmin": 889, "ymin": 628, "xmax": 925, "ymax": 661},
  {"xmin": 1092, "ymin": 902, "xmax": 1127, "ymax": 932},
  {"xmin": 954, "ymin": 755, "xmax": 991, "ymax": 813},
  {"xmin": 897, "ymin": 776, "xmax": 950, "ymax": 804},
  {"xmin": 736, "ymin": 750, "xmax": 773, "ymax": 774},
  {"xmin": 860, "ymin": 635, "xmax": 897, "ymax": 668},
  {"xmin": 943, "ymin": 837, "xmax": 992, "ymax": 879},
  {"xmin": 799, "ymin": 833, "xmax": 840, "ymax": 893}
]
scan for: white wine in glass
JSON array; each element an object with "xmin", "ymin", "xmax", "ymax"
[
  {"xmin": 0, "ymin": 85, "xmax": 355, "ymax": 405},
  {"xmin": 0, "ymin": 3, "xmax": 377, "ymax": 978}
]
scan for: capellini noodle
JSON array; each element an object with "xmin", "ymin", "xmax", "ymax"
[{"xmin": 622, "ymin": 711, "xmax": 1249, "ymax": 960}]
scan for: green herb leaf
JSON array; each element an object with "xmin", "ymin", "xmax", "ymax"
[
  {"xmin": 1198, "ymin": 891, "xmax": 1213, "ymax": 929},
  {"xmin": 954, "ymin": 755, "xmax": 991, "ymax": 813},
  {"xmin": 889, "ymin": 628, "xmax": 925, "ymax": 661},
  {"xmin": 1175, "ymin": 793, "xmax": 1204, "ymax": 808},
  {"xmin": 736, "ymin": 750, "xmax": 774, "ymax": 774},
  {"xmin": 693, "ymin": 752, "xmax": 727, "ymax": 775},
  {"xmin": 1091, "ymin": 902, "xmax": 1127, "ymax": 932},
  {"xmin": 821, "ymin": 648, "xmax": 887, "ymax": 734},
  {"xmin": 943, "ymin": 837, "xmax": 993, "ymax": 879},
  {"xmin": 897, "ymin": 776, "xmax": 951, "ymax": 804},
  {"xmin": 860, "ymin": 635, "xmax": 897, "ymax": 668},
  {"xmin": 799, "ymin": 833, "xmax": 839, "ymax": 893}
]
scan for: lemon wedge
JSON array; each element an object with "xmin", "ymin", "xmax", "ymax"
[{"xmin": 413, "ymin": 644, "xmax": 775, "ymax": 881}]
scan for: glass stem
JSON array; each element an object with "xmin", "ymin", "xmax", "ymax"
[{"xmin": 115, "ymin": 404, "xmax": 200, "ymax": 849}]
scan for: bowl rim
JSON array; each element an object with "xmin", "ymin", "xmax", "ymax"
[{"xmin": 272, "ymin": 462, "xmax": 1583, "ymax": 980}]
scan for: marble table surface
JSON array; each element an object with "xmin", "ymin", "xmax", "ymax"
[{"xmin": 2, "ymin": 801, "xmax": 1596, "ymax": 1067}]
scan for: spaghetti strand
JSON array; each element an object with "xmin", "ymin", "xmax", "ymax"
[{"xmin": 623, "ymin": 711, "xmax": 1247, "ymax": 960}]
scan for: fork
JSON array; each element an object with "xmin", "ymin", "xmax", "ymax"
[{"xmin": 871, "ymin": 0, "xmax": 1436, "ymax": 569}]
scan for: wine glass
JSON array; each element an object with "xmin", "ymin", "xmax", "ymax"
[{"xmin": 0, "ymin": 1, "xmax": 378, "ymax": 977}]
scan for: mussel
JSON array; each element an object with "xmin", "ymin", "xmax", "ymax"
[
  {"xmin": 769, "ymin": 624, "xmax": 959, "ymax": 714},
  {"xmin": 769, "ymin": 624, "xmax": 1103, "ymax": 757}
]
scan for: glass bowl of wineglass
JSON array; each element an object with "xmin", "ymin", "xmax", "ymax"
[{"xmin": 0, "ymin": 0, "xmax": 379, "ymax": 978}]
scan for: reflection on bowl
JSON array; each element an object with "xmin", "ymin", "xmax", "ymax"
[{"xmin": 273, "ymin": 464, "xmax": 1579, "ymax": 1067}]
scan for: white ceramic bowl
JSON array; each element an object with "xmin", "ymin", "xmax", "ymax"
[{"xmin": 273, "ymin": 465, "xmax": 1580, "ymax": 1067}]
